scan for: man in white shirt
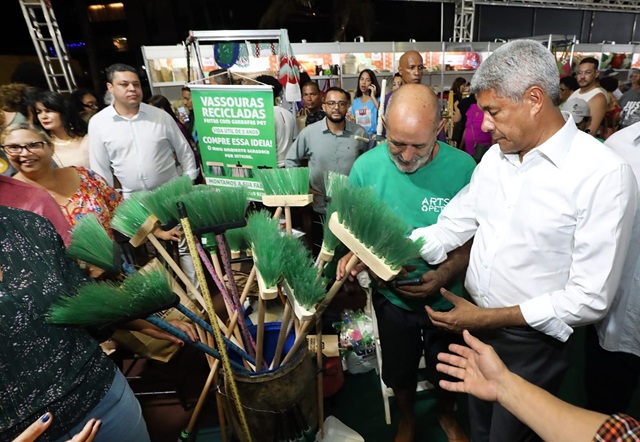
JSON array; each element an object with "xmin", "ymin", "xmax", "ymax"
[
  {"xmin": 568, "ymin": 57, "xmax": 608, "ymax": 137},
  {"xmin": 583, "ymin": 122, "xmax": 640, "ymax": 415},
  {"xmin": 410, "ymin": 40, "xmax": 638, "ymax": 442},
  {"xmin": 89, "ymin": 63, "xmax": 199, "ymax": 196},
  {"xmin": 89, "ymin": 64, "xmax": 200, "ymax": 285}
]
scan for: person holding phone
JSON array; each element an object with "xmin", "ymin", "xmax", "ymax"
[{"xmin": 349, "ymin": 69, "xmax": 381, "ymax": 145}]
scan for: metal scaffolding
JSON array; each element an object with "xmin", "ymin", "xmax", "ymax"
[
  {"xmin": 445, "ymin": 0, "xmax": 640, "ymax": 42},
  {"xmin": 453, "ymin": 0, "xmax": 475, "ymax": 42}
]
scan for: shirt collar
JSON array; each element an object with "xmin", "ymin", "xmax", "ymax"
[
  {"xmin": 322, "ymin": 118, "xmax": 353, "ymax": 135},
  {"xmin": 108, "ymin": 102, "xmax": 145, "ymax": 120},
  {"xmin": 502, "ymin": 112, "xmax": 577, "ymax": 168}
]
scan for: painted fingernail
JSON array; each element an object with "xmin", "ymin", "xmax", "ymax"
[{"xmin": 40, "ymin": 413, "xmax": 50, "ymax": 423}]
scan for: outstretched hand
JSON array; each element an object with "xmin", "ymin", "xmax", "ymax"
[
  {"xmin": 436, "ymin": 330, "xmax": 509, "ymax": 402},
  {"xmin": 153, "ymin": 226, "xmax": 183, "ymax": 242}
]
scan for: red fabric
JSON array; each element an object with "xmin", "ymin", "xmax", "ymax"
[{"xmin": 0, "ymin": 175, "xmax": 71, "ymax": 245}]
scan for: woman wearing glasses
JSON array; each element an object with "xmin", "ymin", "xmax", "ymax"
[
  {"xmin": 32, "ymin": 91, "xmax": 90, "ymax": 169},
  {"xmin": 2, "ymin": 123, "xmax": 119, "ymax": 238}
]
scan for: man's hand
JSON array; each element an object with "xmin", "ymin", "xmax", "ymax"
[
  {"xmin": 426, "ymin": 288, "xmax": 486, "ymax": 332},
  {"xmin": 395, "ymin": 269, "xmax": 446, "ymax": 298},
  {"xmin": 436, "ymin": 330, "xmax": 509, "ymax": 402},
  {"xmin": 153, "ymin": 226, "xmax": 183, "ymax": 242},
  {"xmin": 13, "ymin": 413, "xmax": 101, "ymax": 442},
  {"xmin": 336, "ymin": 251, "xmax": 368, "ymax": 282}
]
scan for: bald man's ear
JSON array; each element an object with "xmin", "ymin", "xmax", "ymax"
[
  {"xmin": 381, "ymin": 115, "xmax": 388, "ymax": 130},
  {"xmin": 436, "ymin": 118, "xmax": 446, "ymax": 133}
]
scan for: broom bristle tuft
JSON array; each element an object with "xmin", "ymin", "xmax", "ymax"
[
  {"xmin": 245, "ymin": 211, "xmax": 285, "ymax": 287},
  {"xmin": 331, "ymin": 181, "xmax": 424, "ymax": 270},
  {"xmin": 255, "ymin": 168, "xmax": 309, "ymax": 195},
  {"xmin": 141, "ymin": 176, "xmax": 194, "ymax": 225},
  {"xmin": 177, "ymin": 186, "xmax": 248, "ymax": 230},
  {"xmin": 111, "ymin": 193, "xmax": 152, "ymax": 237},
  {"xmin": 48, "ymin": 269, "xmax": 175, "ymax": 326},
  {"xmin": 281, "ymin": 235, "xmax": 327, "ymax": 309},
  {"xmin": 67, "ymin": 214, "xmax": 117, "ymax": 270}
]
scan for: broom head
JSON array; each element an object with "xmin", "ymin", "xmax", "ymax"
[{"xmin": 67, "ymin": 213, "xmax": 122, "ymax": 275}]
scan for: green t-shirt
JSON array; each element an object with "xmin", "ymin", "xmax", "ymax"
[{"xmin": 349, "ymin": 141, "xmax": 476, "ymax": 312}]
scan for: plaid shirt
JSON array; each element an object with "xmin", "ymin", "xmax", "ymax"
[{"xmin": 594, "ymin": 413, "xmax": 640, "ymax": 441}]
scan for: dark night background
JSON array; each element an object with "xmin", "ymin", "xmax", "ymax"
[{"xmin": 4, "ymin": 0, "xmax": 640, "ymax": 92}]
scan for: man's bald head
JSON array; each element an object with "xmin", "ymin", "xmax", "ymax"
[
  {"xmin": 386, "ymin": 84, "xmax": 440, "ymax": 131},
  {"xmin": 384, "ymin": 84, "xmax": 443, "ymax": 174},
  {"xmin": 398, "ymin": 51, "xmax": 424, "ymax": 85}
]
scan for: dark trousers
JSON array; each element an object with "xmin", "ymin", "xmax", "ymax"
[
  {"xmin": 584, "ymin": 325, "xmax": 640, "ymax": 414},
  {"xmin": 469, "ymin": 327, "xmax": 574, "ymax": 442}
]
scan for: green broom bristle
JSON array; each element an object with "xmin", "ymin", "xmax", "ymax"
[
  {"xmin": 177, "ymin": 186, "xmax": 248, "ymax": 230},
  {"xmin": 111, "ymin": 192, "xmax": 152, "ymax": 237},
  {"xmin": 322, "ymin": 172, "xmax": 350, "ymax": 252},
  {"xmin": 281, "ymin": 234, "xmax": 327, "ymax": 309},
  {"xmin": 245, "ymin": 210, "xmax": 285, "ymax": 287},
  {"xmin": 48, "ymin": 269, "xmax": 175, "ymax": 326},
  {"xmin": 225, "ymin": 227, "xmax": 246, "ymax": 251},
  {"xmin": 67, "ymin": 213, "xmax": 117, "ymax": 271},
  {"xmin": 331, "ymin": 182, "xmax": 424, "ymax": 270},
  {"xmin": 140, "ymin": 176, "xmax": 194, "ymax": 225},
  {"xmin": 255, "ymin": 167, "xmax": 310, "ymax": 195}
]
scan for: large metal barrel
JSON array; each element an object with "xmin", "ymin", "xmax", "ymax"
[{"xmin": 223, "ymin": 348, "xmax": 318, "ymax": 442}]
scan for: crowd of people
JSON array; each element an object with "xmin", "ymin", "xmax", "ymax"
[{"xmin": 2, "ymin": 38, "xmax": 640, "ymax": 442}]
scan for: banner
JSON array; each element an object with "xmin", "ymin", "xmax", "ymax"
[{"xmin": 191, "ymin": 85, "xmax": 276, "ymax": 198}]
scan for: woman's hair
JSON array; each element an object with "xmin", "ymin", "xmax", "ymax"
[
  {"xmin": 599, "ymin": 76, "xmax": 619, "ymax": 93},
  {"xmin": 70, "ymin": 88, "xmax": 101, "ymax": 113},
  {"xmin": 0, "ymin": 83, "xmax": 31, "ymax": 114},
  {"xmin": 1, "ymin": 122, "xmax": 52, "ymax": 145},
  {"xmin": 33, "ymin": 90, "xmax": 88, "ymax": 138},
  {"xmin": 147, "ymin": 95, "xmax": 179, "ymax": 122},
  {"xmin": 451, "ymin": 77, "xmax": 467, "ymax": 95},
  {"xmin": 354, "ymin": 69, "xmax": 381, "ymax": 99}
]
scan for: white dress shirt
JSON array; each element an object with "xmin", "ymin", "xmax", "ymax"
[
  {"xmin": 411, "ymin": 115, "xmax": 638, "ymax": 342},
  {"xmin": 89, "ymin": 102, "xmax": 199, "ymax": 196},
  {"xmin": 274, "ymin": 106, "xmax": 298, "ymax": 167},
  {"xmin": 599, "ymin": 122, "xmax": 640, "ymax": 357}
]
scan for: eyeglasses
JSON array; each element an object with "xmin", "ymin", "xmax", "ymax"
[
  {"xmin": 576, "ymin": 70, "xmax": 594, "ymax": 76},
  {"xmin": 83, "ymin": 101, "xmax": 99, "ymax": 109},
  {"xmin": 2, "ymin": 141, "xmax": 48, "ymax": 155},
  {"xmin": 324, "ymin": 101, "xmax": 348, "ymax": 108}
]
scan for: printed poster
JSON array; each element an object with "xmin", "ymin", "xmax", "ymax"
[{"xmin": 191, "ymin": 85, "xmax": 276, "ymax": 198}]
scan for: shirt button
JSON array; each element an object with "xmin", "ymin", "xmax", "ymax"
[{"xmin": 483, "ymin": 264, "xmax": 489, "ymax": 270}]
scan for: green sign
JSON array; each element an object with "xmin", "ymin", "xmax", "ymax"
[{"xmin": 191, "ymin": 85, "xmax": 276, "ymax": 198}]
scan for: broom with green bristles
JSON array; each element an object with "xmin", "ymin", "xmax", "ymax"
[
  {"xmin": 176, "ymin": 199, "xmax": 253, "ymax": 442},
  {"xmin": 110, "ymin": 193, "xmax": 208, "ymax": 310},
  {"xmin": 66, "ymin": 213, "xmax": 124, "ymax": 276},
  {"xmin": 177, "ymin": 186, "xmax": 255, "ymax": 356},
  {"xmin": 244, "ymin": 210, "xmax": 288, "ymax": 370},
  {"xmin": 280, "ymin": 180, "xmax": 425, "ymax": 366},
  {"xmin": 255, "ymin": 167, "xmax": 312, "ymax": 235},
  {"xmin": 47, "ymin": 268, "xmax": 254, "ymax": 371}
]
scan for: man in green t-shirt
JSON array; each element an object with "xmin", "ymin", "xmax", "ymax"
[{"xmin": 337, "ymin": 84, "xmax": 476, "ymax": 442}]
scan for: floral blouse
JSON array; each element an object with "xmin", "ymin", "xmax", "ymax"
[{"xmin": 59, "ymin": 166, "xmax": 122, "ymax": 236}]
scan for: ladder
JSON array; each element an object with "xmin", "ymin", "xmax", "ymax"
[{"xmin": 19, "ymin": 0, "xmax": 77, "ymax": 94}]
